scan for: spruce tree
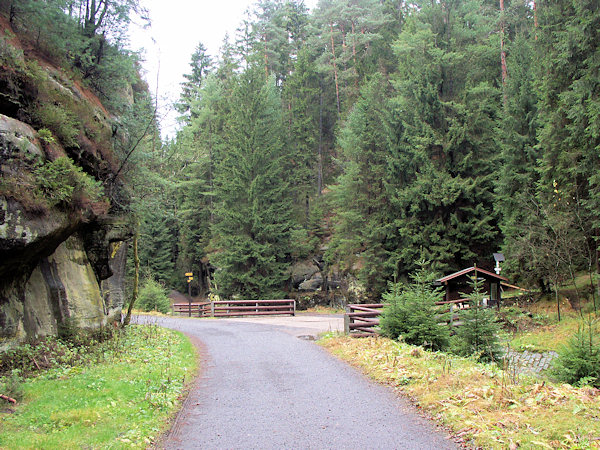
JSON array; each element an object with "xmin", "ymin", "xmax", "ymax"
[
  {"xmin": 210, "ymin": 67, "xmax": 293, "ymax": 299},
  {"xmin": 454, "ymin": 276, "xmax": 502, "ymax": 362},
  {"xmin": 380, "ymin": 263, "xmax": 449, "ymax": 351},
  {"xmin": 176, "ymin": 42, "xmax": 213, "ymax": 119},
  {"xmin": 552, "ymin": 316, "xmax": 600, "ymax": 388},
  {"xmin": 327, "ymin": 74, "xmax": 399, "ymax": 297},
  {"xmin": 283, "ymin": 47, "xmax": 321, "ymax": 226},
  {"xmin": 535, "ymin": 0, "xmax": 600, "ymax": 295},
  {"xmin": 387, "ymin": 0, "xmax": 501, "ymax": 276}
]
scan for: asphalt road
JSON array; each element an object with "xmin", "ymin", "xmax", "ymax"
[{"xmin": 136, "ymin": 316, "xmax": 455, "ymax": 450}]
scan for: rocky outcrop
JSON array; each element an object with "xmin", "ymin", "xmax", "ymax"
[
  {"xmin": 0, "ymin": 124, "xmax": 130, "ymax": 349},
  {"xmin": 0, "ymin": 28, "xmax": 132, "ymax": 349}
]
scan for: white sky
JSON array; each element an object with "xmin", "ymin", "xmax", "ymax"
[{"xmin": 129, "ymin": 0, "xmax": 318, "ymax": 138}]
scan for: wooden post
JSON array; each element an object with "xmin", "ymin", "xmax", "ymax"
[
  {"xmin": 450, "ymin": 303, "xmax": 454, "ymax": 327},
  {"xmin": 292, "ymin": 300, "xmax": 296, "ymax": 316},
  {"xmin": 344, "ymin": 306, "xmax": 350, "ymax": 335},
  {"xmin": 210, "ymin": 302, "xmax": 215, "ymax": 317},
  {"xmin": 188, "ymin": 281, "xmax": 192, "ymax": 317}
]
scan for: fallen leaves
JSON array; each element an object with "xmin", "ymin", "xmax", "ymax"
[{"xmin": 319, "ymin": 335, "xmax": 600, "ymax": 449}]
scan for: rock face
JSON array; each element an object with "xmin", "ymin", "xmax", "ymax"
[
  {"xmin": 0, "ymin": 125, "xmax": 130, "ymax": 349},
  {"xmin": 0, "ymin": 30, "xmax": 132, "ymax": 349}
]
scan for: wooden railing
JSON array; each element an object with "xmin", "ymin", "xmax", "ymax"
[
  {"xmin": 173, "ymin": 299, "xmax": 295, "ymax": 318},
  {"xmin": 344, "ymin": 304, "xmax": 385, "ymax": 337},
  {"xmin": 344, "ymin": 300, "xmax": 472, "ymax": 337},
  {"xmin": 172, "ymin": 302, "xmax": 211, "ymax": 317}
]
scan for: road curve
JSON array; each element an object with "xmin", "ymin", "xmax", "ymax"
[{"xmin": 137, "ymin": 316, "xmax": 455, "ymax": 450}]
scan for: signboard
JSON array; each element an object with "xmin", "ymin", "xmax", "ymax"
[{"xmin": 184, "ymin": 272, "xmax": 193, "ymax": 276}]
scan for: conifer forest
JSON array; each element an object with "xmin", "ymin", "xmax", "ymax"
[{"xmin": 1, "ymin": 0, "xmax": 599, "ymax": 305}]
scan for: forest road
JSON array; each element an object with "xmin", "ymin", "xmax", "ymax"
[{"xmin": 135, "ymin": 315, "xmax": 456, "ymax": 450}]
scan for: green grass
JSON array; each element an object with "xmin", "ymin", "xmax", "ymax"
[
  {"xmin": 320, "ymin": 336, "xmax": 600, "ymax": 449},
  {"xmin": 506, "ymin": 293, "xmax": 599, "ymax": 352},
  {"xmin": 0, "ymin": 325, "xmax": 197, "ymax": 449},
  {"xmin": 510, "ymin": 314, "xmax": 583, "ymax": 352}
]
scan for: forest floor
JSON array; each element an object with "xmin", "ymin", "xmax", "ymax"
[{"xmin": 138, "ymin": 315, "xmax": 456, "ymax": 450}]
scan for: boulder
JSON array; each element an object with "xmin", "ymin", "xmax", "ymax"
[
  {"xmin": 290, "ymin": 261, "xmax": 320, "ymax": 288},
  {"xmin": 0, "ymin": 234, "xmax": 120, "ymax": 350},
  {"xmin": 299, "ymin": 275, "xmax": 323, "ymax": 292}
]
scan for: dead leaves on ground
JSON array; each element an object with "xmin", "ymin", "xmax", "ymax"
[{"xmin": 320, "ymin": 336, "xmax": 600, "ymax": 449}]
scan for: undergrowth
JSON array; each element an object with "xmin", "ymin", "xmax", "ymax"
[
  {"xmin": 0, "ymin": 322, "xmax": 115, "ymax": 378},
  {"xmin": 319, "ymin": 336, "xmax": 600, "ymax": 449},
  {"xmin": 0, "ymin": 324, "xmax": 196, "ymax": 448}
]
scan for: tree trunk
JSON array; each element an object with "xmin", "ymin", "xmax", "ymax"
[
  {"xmin": 555, "ymin": 281, "xmax": 561, "ymax": 322},
  {"xmin": 329, "ymin": 21, "xmax": 341, "ymax": 115},
  {"xmin": 317, "ymin": 90, "xmax": 324, "ymax": 196},
  {"xmin": 122, "ymin": 229, "xmax": 139, "ymax": 327},
  {"xmin": 500, "ymin": 0, "xmax": 507, "ymax": 102},
  {"xmin": 533, "ymin": 0, "xmax": 538, "ymax": 39},
  {"xmin": 264, "ymin": 34, "xmax": 269, "ymax": 79}
]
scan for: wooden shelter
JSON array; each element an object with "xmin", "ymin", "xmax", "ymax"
[{"xmin": 434, "ymin": 266, "xmax": 508, "ymax": 307}]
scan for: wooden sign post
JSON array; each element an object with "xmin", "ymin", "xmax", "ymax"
[{"xmin": 185, "ymin": 272, "xmax": 193, "ymax": 316}]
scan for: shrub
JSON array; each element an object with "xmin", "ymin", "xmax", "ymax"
[
  {"xmin": 452, "ymin": 276, "xmax": 502, "ymax": 362},
  {"xmin": 552, "ymin": 316, "xmax": 600, "ymax": 387},
  {"xmin": 34, "ymin": 103, "xmax": 80, "ymax": 148},
  {"xmin": 137, "ymin": 278, "xmax": 171, "ymax": 314},
  {"xmin": 0, "ymin": 370, "xmax": 24, "ymax": 402},
  {"xmin": 37, "ymin": 128, "xmax": 55, "ymax": 144},
  {"xmin": 380, "ymin": 265, "xmax": 450, "ymax": 351},
  {"xmin": 0, "ymin": 34, "xmax": 25, "ymax": 69},
  {"xmin": 0, "ymin": 326, "xmax": 116, "ymax": 378},
  {"xmin": 33, "ymin": 156, "xmax": 104, "ymax": 207}
]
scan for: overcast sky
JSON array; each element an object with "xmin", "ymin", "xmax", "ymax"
[{"xmin": 129, "ymin": 0, "xmax": 318, "ymax": 137}]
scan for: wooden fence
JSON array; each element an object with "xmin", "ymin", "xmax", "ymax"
[
  {"xmin": 344, "ymin": 304, "xmax": 385, "ymax": 337},
  {"xmin": 344, "ymin": 300, "xmax": 472, "ymax": 337},
  {"xmin": 172, "ymin": 302, "xmax": 211, "ymax": 317},
  {"xmin": 173, "ymin": 299, "xmax": 295, "ymax": 318}
]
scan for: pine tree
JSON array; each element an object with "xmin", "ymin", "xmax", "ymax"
[
  {"xmin": 454, "ymin": 276, "xmax": 502, "ymax": 362},
  {"xmin": 552, "ymin": 316, "xmax": 600, "ymax": 388},
  {"xmin": 380, "ymin": 263, "xmax": 450, "ymax": 351},
  {"xmin": 387, "ymin": 0, "xmax": 501, "ymax": 276},
  {"xmin": 327, "ymin": 74, "xmax": 399, "ymax": 297},
  {"xmin": 176, "ymin": 42, "xmax": 213, "ymax": 119},
  {"xmin": 210, "ymin": 66, "xmax": 293, "ymax": 299}
]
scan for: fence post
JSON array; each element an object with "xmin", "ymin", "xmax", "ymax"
[
  {"xmin": 450, "ymin": 303, "xmax": 454, "ymax": 327},
  {"xmin": 210, "ymin": 302, "xmax": 215, "ymax": 317},
  {"xmin": 292, "ymin": 299, "xmax": 296, "ymax": 316},
  {"xmin": 344, "ymin": 305, "xmax": 350, "ymax": 335}
]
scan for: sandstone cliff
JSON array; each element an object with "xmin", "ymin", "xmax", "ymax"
[{"xmin": 0, "ymin": 21, "xmax": 132, "ymax": 350}]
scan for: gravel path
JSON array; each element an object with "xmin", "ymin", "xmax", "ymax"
[{"xmin": 136, "ymin": 316, "xmax": 455, "ymax": 450}]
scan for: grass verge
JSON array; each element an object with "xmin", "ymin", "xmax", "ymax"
[
  {"xmin": 0, "ymin": 324, "xmax": 196, "ymax": 448},
  {"xmin": 510, "ymin": 314, "xmax": 583, "ymax": 352},
  {"xmin": 319, "ymin": 335, "xmax": 600, "ymax": 449}
]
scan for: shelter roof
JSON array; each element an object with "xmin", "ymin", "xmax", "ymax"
[{"xmin": 435, "ymin": 266, "xmax": 508, "ymax": 284}]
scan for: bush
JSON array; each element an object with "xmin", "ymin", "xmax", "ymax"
[
  {"xmin": 0, "ymin": 326, "xmax": 116, "ymax": 378},
  {"xmin": 552, "ymin": 316, "xmax": 600, "ymax": 387},
  {"xmin": 137, "ymin": 278, "xmax": 171, "ymax": 314},
  {"xmin": 380, "ymin": 265, "xmax": 450, "ymax": 351},
  {"xmin": 0, "ymin": 371, "xmax": 24, "ymax": 402},
  {"xmin": 34, "ymin": 104, "xmax": 81, "ymax": 148},
  {"xmin": 452, "ymin": 276, "xmax": 502, "ymax": 362},
  {"xmin": 33, "ymin": 156, "xmax": 104, "ymax": 207}
]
